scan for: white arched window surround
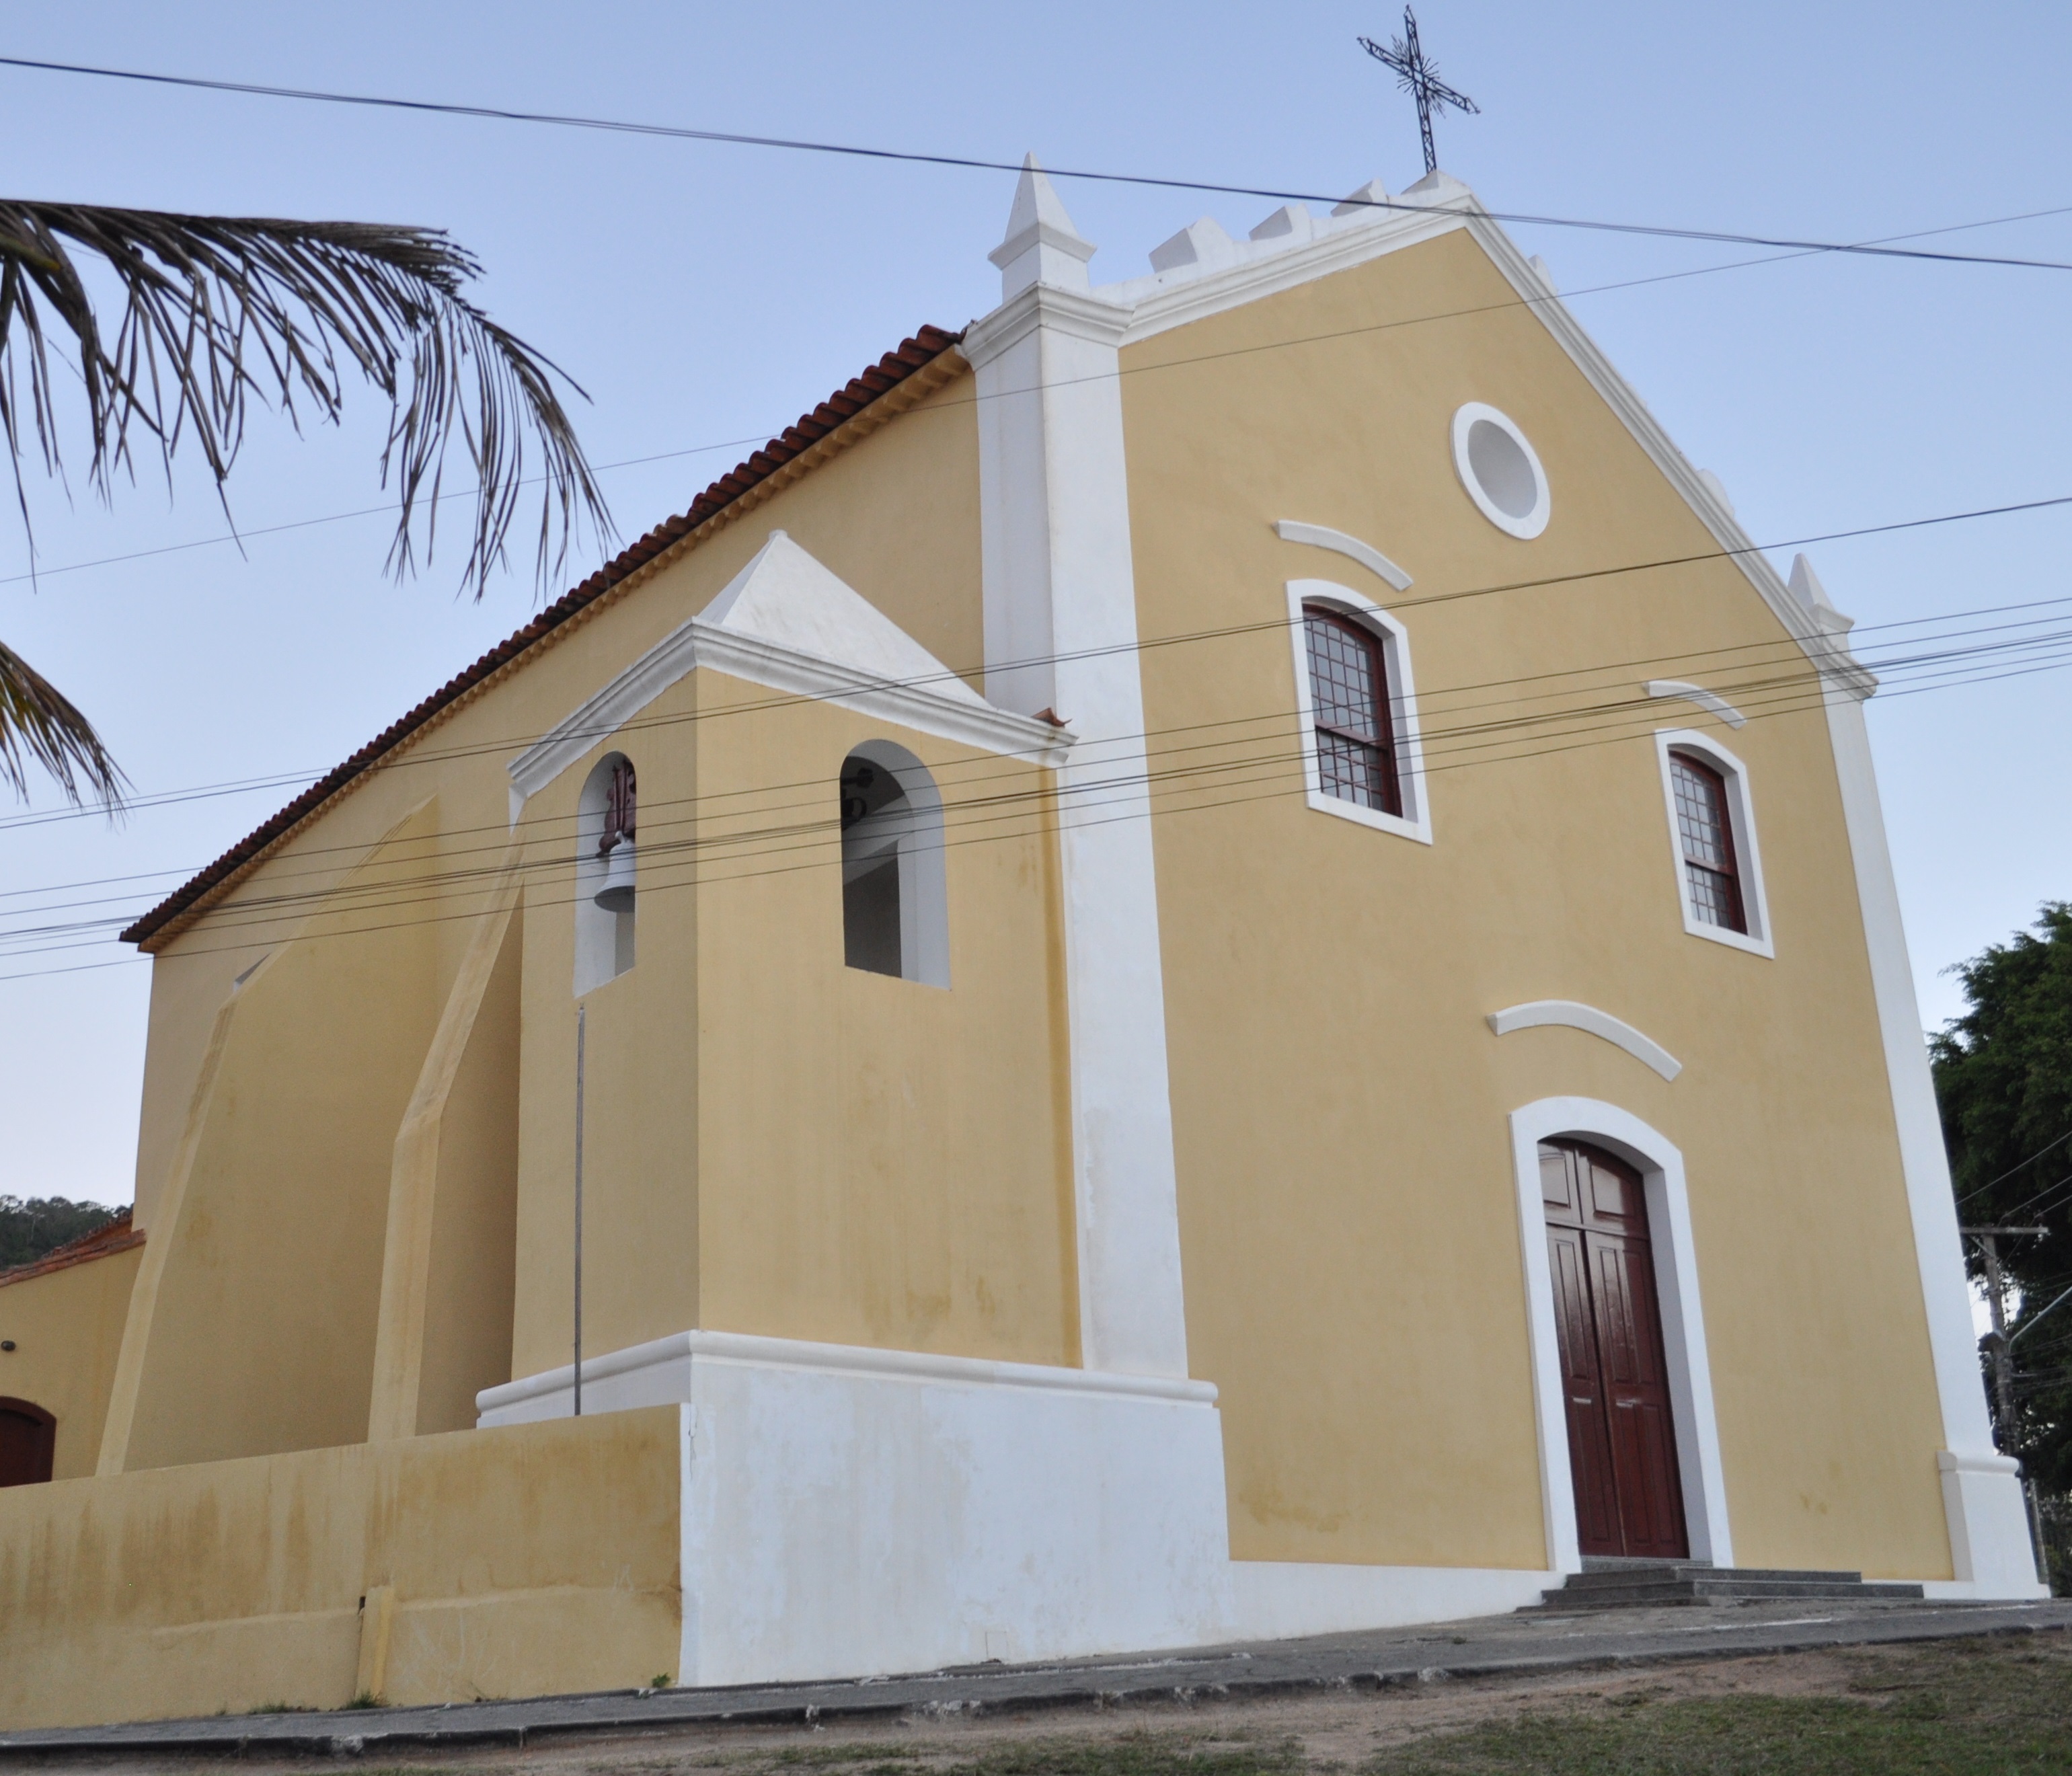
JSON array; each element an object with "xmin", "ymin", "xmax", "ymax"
[
  {"xmin": 1285, "ymin": 579, "xmax": 1432, "ymax": 845},
  {"xmin": 1654, "ymin": 729, "xmax": 1773, "ymax": 958},
  {"xmin": 1507, "ymin": 1097, "xmax": 1734, "ymax": 1575},
  {"xmin": 574, "ymin": 750, "xmax": 636, "ymax": 997},
  {"xmin": 840, "ymin": 738, "xmax": 950, "ymax": 989}
]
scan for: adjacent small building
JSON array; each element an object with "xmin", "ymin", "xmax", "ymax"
[{"xmin": 0, "ymin": 158, "xmax": 2042, "ymax": 1730}]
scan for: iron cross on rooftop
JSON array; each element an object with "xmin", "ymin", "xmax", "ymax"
[{"xmin": 1359, "ymin": 8, "xmax": 1480, "ymax": 176}]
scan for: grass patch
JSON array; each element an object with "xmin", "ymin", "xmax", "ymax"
[
  {"xmin": 1364, "ymin": 1635, "xmax": 2072, "ymax": 1775},
  {"xmin": 772, "ymin": 1733, "xmax": 1303, "ymax": 1776}
]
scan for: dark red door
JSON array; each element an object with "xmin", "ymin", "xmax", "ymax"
[
  {"xmin": 0, "ymin": 1398, "xmax": 55, "ymax": 1487},
  {"xmin": 1540, "ymin": 1141, "xmax": 1688, "ymax": 1559}
]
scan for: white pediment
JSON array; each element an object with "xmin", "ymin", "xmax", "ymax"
[
  {"xmin": 701, "ymin": 530, "xmax": 988, "ymax": 707},
  {"xmin": 506, "ymin": 531, "xmax": 1067, "ymax": 818}
]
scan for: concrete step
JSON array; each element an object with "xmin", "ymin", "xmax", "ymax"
[{"xmin": 1526, "ymin": 1563, "xmax": 1927, "ymax": 1611}]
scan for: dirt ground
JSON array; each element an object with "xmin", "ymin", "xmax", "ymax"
[{"xmin": 38, "ymin": 1633, "xmax": 2072, "ymax": 1776}]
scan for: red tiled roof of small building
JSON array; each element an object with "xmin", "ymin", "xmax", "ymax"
[{"xmin": 0, "ymin": 1208, "xmax": 143, "ymax": 1288}]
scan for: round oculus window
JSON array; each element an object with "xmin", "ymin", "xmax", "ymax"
[{"xmin": 1451, "ymin": 402, "xmax": 1549, "ymax": 539}]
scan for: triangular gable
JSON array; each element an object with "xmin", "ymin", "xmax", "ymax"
[
  {"xmin": 506, "ymin": 531, "xmax": 1067, "ymax": 814},
  {"xmin": 702, "ymin": 531, "xmax": 989, "ymax": 709}
]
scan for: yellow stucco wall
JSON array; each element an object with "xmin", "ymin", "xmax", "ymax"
[
  {"xmin": 112, "ymin": 802, "xmax": 445, "ymax": 1470},
  {"xmin": 1120, "ymin": 227, "xmax": 1951, "ymax": 1578},
  {"xmin": 0, "ymin": 1245, "xmax": 142, "ymax": 1480},
  {"xmin": 0, "ymin": 1407, "xmax": 681, "ymax": 1729}
]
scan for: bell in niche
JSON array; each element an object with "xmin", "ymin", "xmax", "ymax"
[{"xmin": 594, "ymin": 837, "xmax": 636, "ymax": 913}]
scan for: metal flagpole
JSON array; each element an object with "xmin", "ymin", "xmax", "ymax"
[{"xmin": 574, "ymin": 1003, "xmax": 586, "ymax": 1418}]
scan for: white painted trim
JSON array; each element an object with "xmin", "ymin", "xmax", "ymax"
[
  {"xmin": 1821, "ymin": 689, "xmax": 2049, "ymax": 1598},
  {"xmin": 1508, "ymin": 1097, "xmax": 1734, "ymax": 1572},
  {"xmin": 506, "ymin": 614, "xmax": 1071, "ymax": 817},
  {"xmin": 1654, "ymin": 729, "xmax": 1775, "ymax": 958},
  {"xmin": 1036, "ymin": 178, "xmax": 1874, "ymax": 701},
  {"xmin": 1272, "ymin": 519, "xmax": 1413, "ymax": 592},
  {"xmin": 840, "ymin": 738, "xmax": 950, "ymax": 990},
  {"xmin": 1286, "ymin": 579, "xmax": 1432, "ymax": 845},
  {"xmin": 1488, "ymin": 1001, "xmax": 1682, "ymax": 1082},
  {"xmin": 964, "ymin": 262, "xmax": 1193, "ymax": 1381},
  {"xmin": 1645, "ymin": 680, "xmax": 1748, "ymax": 729},
  {"xmin": 477, "ymin": 1328, "xmax": 1218, "ymax": 1424},
  {"xmin": 1451, "ymin": 402, "xmax": 1551, "ymax": 541},
  {"xmin": 1108, "ymin": 196, "xmax": 1472, "ymax": 346},
  {"xmin": 573, "ymin": 752, "xmax": 636, "ymax": 995}
]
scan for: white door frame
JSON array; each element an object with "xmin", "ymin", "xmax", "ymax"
[{"xmin": 1508, "ymin": 1097, "xmax": 1734, "ymax": 1572}]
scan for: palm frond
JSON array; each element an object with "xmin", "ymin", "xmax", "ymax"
[
  {"xmin": 0, "ymin": 635, "xmax": 125, "ymax": 808},
  {"xmin": 0, "ymin": 202, "xmax": 613, "ymax": 594}
]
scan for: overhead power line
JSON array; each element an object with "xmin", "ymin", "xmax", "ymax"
[
  {"xmin": 3, "ymin": 605, "xmax": 2068, "ymax": 978},
  {"xmin": 5, "ymin": 54, "xmax": 2072, "ymax": 273},
  {"xmin": 5, "ymin": 484, "xmax": 2070, "ymax": 845}
]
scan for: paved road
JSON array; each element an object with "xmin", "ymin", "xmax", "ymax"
[{"xmin": 5, "ymin": 1597, "xmax": 2069, "ymax": 1758}]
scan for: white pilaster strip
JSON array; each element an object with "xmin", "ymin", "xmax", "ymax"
[
  {"xmin": 1817, "ymin": 625, "xmax": 2045, "ymax": 1594},
  {"xmin": 964, "ymin": 173, "xmax": 1192, "ymax": 1380}
]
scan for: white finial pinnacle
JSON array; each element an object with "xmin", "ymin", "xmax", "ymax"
[
  {"xmin": 1789, "ymin": 553, "xmax": 1855, "ymax": 638},
  {"xmin": 989, "ymin": 153, "xmax": 1097, "ymax": 300}
]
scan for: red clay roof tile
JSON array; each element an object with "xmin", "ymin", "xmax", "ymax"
[{"xmin": 120, "ymin": 323, "xmax": 964, "ymax": 949}]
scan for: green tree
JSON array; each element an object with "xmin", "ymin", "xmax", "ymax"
[
  {"xmin": 0, "ymin": 1193, "xmax": 120, "ymax": 1270},
  {"xmin": 1, "ymin": 202, "xmax": 612, "ymax": 805},
  {"xmin": 1931, "ymin": 902, "xmax": 2072, "ymax": 1494}
]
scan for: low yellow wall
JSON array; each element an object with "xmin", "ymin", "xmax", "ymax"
[
  {"xmin": 0, "ymin": 1243, "xmax": 141, "ymax": 1480},
  {"xmin": 0, "ymin": 1407, "xmax": 681, "ymax": 1730}
]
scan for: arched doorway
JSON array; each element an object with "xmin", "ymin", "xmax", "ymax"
[
  {"xmin": 1539, "ymin": 1139, "xmax": 1689, "ymax": 1559},
  {"xmin": 0, "ymin": 1397, "xmax": 55, "ymax": 1487}
]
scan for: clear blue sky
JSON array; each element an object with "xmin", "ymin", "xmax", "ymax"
[{"xmin": 3, "ymin": 1, "xmax": 2069, "ymax": 1208}]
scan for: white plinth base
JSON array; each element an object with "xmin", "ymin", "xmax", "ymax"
[
  {"xmin": 479, "ymin": 1333, "xmax": 2047, "ymax": 1686},
  {"xmin": 1927, "ymin": 1449, "xmax": 2049, "ymax": 1599},
  {"xmin": 478, "ymin": 1331, "xmax": 1236, "ymax": 1684}
]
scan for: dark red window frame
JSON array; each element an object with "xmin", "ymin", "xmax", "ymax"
[
  {"xmin": 1302, "ymin": 606, "xmax": 1404, "ymax": 818},
  {"xmin": 1668, "ymin": 750, "xmax": 1747, "ymax": 934}
]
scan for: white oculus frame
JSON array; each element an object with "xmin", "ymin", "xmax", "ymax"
[
  {"xmin": 1508, "ymin": 1096, "xmax": 1734, "ymax": 1573},
  {"xmin": 1285, "ymin": 578, "xmax": 1432, "ymax": 845},
  {"xmin": 1654, "ymin": 728, "xmax": 1773, "ymax": 958},
  {"xmin": 1452, "ymin": 402, "xmax": 1551, "ymax": 541}
]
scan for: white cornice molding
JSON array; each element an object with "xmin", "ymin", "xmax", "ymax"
[
  {"xmin": 1488, "ymin": 1000, "xmax": 1683, "ymax": 1082},
  {"xmin": 1455, "ymin": 213, "xmax": 1878, "ymax": 703},
  {"xmin": 508, "ymin": 618, "xmax": 1071, "ymax": 815},
  {"xmin": 1273, "ymin": 520, "xmax": 1414, "ymax": 592},
  {"xmin": 961, "ymin": 280, "xmax": 1133, "ymax": 367},
  {"xmin": 1646, "ymin": 680, "xmax": 1749, "ymax": 729},
  {"xmin": 477, "ymin": 1327, "xmax": 1219, "ymax": 1416},
  {"xmin": 961, "ymin": 178, "xmax": 1877, "ymax": 704},
  {"xmin": 1115, "ymin": 204, "xmax": 1471, "ymax": 346}
]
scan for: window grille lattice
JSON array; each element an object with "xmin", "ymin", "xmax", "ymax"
[
  {"xmin": 1670, "ymin": 753, "xmax": 1745, "ymax": 932},
  {"xmin": 1304, "ymin": 610, "xmax": 1402, "ymax": 816}
]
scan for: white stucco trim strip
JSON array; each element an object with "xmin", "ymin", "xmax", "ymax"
[
  {"xmin": 507, "ymin": 620, "xmax": 1071, "ymax": 815},
  {"xmin": 477, "ymin": 1328, "xmax": 1218, "ymax": 1420},
  {"xmin": 1488, "ymin": 1001, "xmax": 1683, "ymax": 1082},
  {"xmin": 1273, "ymin": 520, "xmax": 1413, "ymax": 592},
  {"xmin": 1645, "ymin": 680, "xmax": 1748, "ymax": 729},
  {"xmin": 1822, "ymin": 689, "xmax": 2048, "ymax": 1598}
]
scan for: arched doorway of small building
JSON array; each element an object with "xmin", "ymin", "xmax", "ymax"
[
  {"xmin": 1539, "ymin": 1138, "xmax": 1689, "ymax": 1560},
  {"xmin": 0, "ymin": 1397, "xmax": 54, "ymax": 1486}
]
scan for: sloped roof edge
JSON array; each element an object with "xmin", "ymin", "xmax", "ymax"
[
  {"xmin": 0, "ymin": 1208, "xmax": 143, "ymax": 1288},
  {"xmin": 122, "ymin": 323, "xmax": 966, "ymax": 951}
]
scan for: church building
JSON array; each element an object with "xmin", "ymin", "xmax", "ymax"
[{"xmin": 0, "ymin": 158, "xmax": 2043, "ymax": 1729}]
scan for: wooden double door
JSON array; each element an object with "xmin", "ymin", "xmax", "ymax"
[
  {"xmin": 1540, "ymin": 1139, "xmax": 1689, "ymax": 1560},
  {"xmin": 0, "ymin": 1397, "xmax": 55, "ymax": 1488}
]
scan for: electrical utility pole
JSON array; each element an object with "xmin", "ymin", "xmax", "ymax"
[{"xmin": 1962, "ymin": 1225, "xmax": 2048, "ymax": 1448}]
